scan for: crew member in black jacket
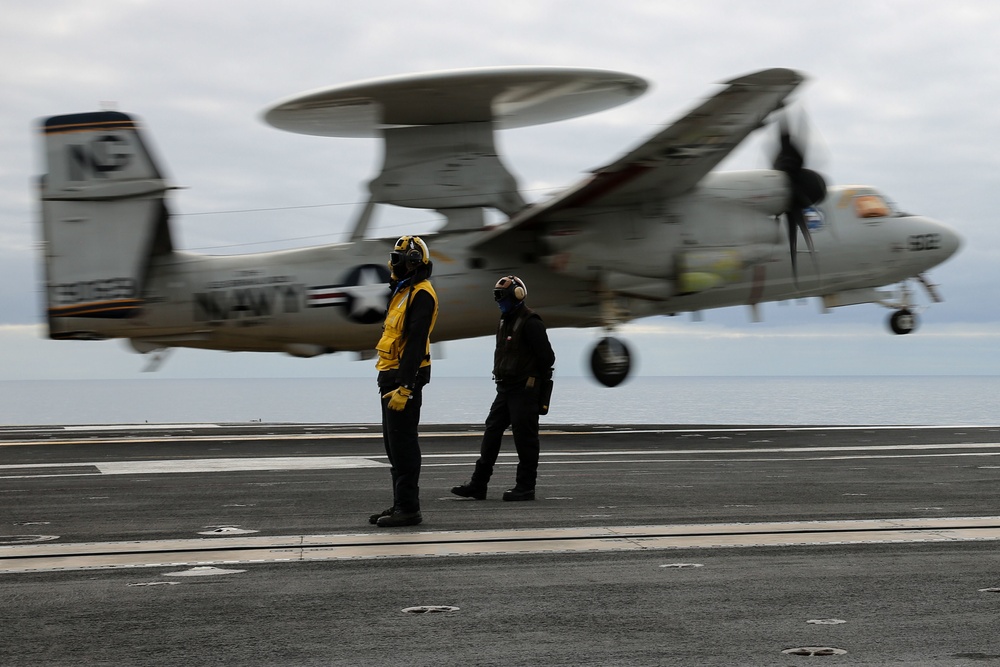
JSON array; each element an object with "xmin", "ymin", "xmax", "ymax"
[{"xmin": 452, "ymin": 275, "xmax": 555, "ymax": 502}]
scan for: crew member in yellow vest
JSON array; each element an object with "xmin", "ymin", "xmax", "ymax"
[{"xmin": 370, "ymin": 235, "xmax": 439, "ymax": 528}]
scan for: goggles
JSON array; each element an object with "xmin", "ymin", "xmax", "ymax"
[{"xmin": 390, "ymin": 247, "xmax": 424, "ymax": 268}]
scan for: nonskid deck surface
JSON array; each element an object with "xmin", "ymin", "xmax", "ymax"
[{"xmin": 5, "ymin": 423, "xmax": 1000, "ymax": 665}]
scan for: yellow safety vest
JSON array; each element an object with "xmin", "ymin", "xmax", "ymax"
[{"xmin": 375, "ymin": 280, "xmax": 438, "ymax": 372}]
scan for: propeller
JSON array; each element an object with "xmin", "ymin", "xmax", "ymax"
[{"xmin": 771, "ymin": 111, "xmax": 827, "ymax": 285}]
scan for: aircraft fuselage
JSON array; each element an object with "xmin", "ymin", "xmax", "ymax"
[{"xmin": 49, "ymin": 180, "xmax": 959, "ymax": 359}]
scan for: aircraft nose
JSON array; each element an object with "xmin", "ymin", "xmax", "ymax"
[
  {"xmin": 933, "ymin": 219, "xmax": 962, "ymax": 262},
  {"xmin": 902, "ymin": 217, "xmax": 961, "ymax": 274}
]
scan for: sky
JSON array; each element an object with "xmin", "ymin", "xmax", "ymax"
[{"xmin": 2, "ymin": 0, "xmax": 999, "ymax": 381}]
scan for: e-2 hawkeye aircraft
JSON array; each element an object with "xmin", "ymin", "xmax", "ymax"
[{"xmin": 37, "ymin": 67, "xmax": 961, "ymax": 386}]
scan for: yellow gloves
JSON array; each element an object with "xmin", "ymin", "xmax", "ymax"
[{"xmin": 382, "ymin": 386, "xmax": 413, "ymax": 411}]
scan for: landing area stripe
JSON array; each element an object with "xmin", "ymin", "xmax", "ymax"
[{"xmin": 4, "ymin": 517, "xmax": 1000, "ymax": 573}]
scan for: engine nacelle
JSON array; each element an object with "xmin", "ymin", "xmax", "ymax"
[
  {"xmin": 540, "ymin": 170, "xmax": 794, "ymax": 290},
  {"xmin": 675, "ymin": 244, "xmax": 775, "ymax": 294}
]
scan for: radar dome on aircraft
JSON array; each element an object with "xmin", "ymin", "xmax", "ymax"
[
  {"xmin": 261, "ymin": 67, "xmax": 649, "ymax": 219},
  {"xmin": 262, "ymin": 67, "xmax": 649, "ymax": 137}
]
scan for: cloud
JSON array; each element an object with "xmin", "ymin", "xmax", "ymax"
[{"xmin": 2, "ymin": 1, "xmax": 998, "ymax": 381}]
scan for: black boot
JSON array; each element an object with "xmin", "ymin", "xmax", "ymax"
[
  {"xmin": 376, "ymin": 510, "xmax": 423, "ymax": 527},
  {"xmin": 450, "ymin": 482, "xmax": 487, "ymax": 500},
  {"xmin": 368, "ymin": 507, "xmax": 394, "ymax": 525},
  {"xmin": 502, "ymin": 487, "xmax": 535, "ymax": 502}
]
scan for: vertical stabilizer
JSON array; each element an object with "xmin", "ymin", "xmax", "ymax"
[{"xmin": 39, "ymin": 112, "xmax": 173, "ymax": 338}]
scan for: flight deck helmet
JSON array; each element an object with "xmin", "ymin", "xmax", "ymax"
[
  {"xmin": 389, "ymin": 235, "xmax": 430, "ymax": 279},
  {"xmin": 494, "ymin": 275, "xmax": 527, "ymax": 314}
]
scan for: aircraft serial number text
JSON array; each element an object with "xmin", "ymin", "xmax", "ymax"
[
  {"xmin": 52, "ymin": 277, "xmax": 136, "ymax": 304},
  {"xmin": 908, "ymin": 233, "xmax": 942, "ymax": 251}
]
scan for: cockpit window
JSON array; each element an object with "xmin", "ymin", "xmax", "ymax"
[
  {"xmin": 854, "ymin": 194, "xmax": 891, "ymax": 219},
  {"xmin": 837, "ymin": 188, "xmax": 913, "ymax": 220},
  {"xmin": 883, "ymin": 194, "xmax": 912, "ymax": 217}
]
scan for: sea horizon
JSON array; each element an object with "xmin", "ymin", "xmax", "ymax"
[{"xmin": 1, "ymin": 375, "xmax": 997, "ymax": 428}]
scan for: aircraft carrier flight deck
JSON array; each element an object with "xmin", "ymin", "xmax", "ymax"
[{"xmin": 3, "ymin": 422, "xmax": 1000, "ymax": 666}]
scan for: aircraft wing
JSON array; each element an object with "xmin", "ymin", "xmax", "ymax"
[{"xmin": 473, "ymin": 68, "xmax": 805, "ymax": 246}]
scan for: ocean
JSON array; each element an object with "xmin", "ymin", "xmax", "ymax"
[{"xmin": 0, "ymin": 376, "xmax": 996, "ymax": 427}]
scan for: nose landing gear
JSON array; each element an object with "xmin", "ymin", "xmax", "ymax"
[{"xmin": 883, "ymin": 274, "xmax": 942, "ymax": 335}]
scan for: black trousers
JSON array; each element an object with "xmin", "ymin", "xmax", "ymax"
[
  {"xmin": 471, "ymin": 385, "xmax": 540, "ymax": 490},
  {"xmin": 380, "ymin": 386, "xmax": 423, "ymax": 513}
]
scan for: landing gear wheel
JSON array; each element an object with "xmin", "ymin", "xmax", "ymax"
[
  {"xmin": 590, "ymin": 337, "xmax": 631, "ymax": 387},
  {"xmin": 889, "ymin": 308, "xmax": 917, "ymax": 335}
]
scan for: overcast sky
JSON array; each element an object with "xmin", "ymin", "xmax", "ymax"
[{"xmin": 2, "ymin": 1, "xmax": 998, "ymax": 381}]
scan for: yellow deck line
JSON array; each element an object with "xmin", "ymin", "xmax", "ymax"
[{"xmin": 4, "ymin": 517, "xmax": 1000, "ymax": 573}]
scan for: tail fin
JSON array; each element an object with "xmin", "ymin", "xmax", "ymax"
[{"xmin": 38, "ymin": 111, "xmax": 174, "ymax": 338}]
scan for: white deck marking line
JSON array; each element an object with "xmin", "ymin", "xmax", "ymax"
[
  {"xmin": 4, "ymin": 441, "xmax": 1000, "ymax": 478},
  {"xmin": 95, "ymin": 456, "xmax": 389, "ymax": 474},
  {"xmin": 3, "ymin": 516, "xmax": 1000, "ymax": 573},
  {"xmin": 0, "ymin": 456, "xmax": 387, "ymax": 477},
  {"xmin": 2, "ymin": 424, "xmax": 997, "ymax": 447},
  {"xmin": 601, "ymin": 425, "xmax": 1000, "ymax": 433},
  {"xmin": 423, "ymin": 442, "xmax": 1000, "ymax": 457},
  {"xmin": 62, "ymin": 424, "xmax": 223, "ymax": 431}
]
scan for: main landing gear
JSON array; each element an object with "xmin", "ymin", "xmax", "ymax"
[
  {"xmin": 889, "ymin": 308, "xmax": 916, "ymax": 335},
  {"xmin": 590, "ymin": 286, "xmax": 632, "ymax": 387},
  {"xmin": 590, "ymin": 337, "xmax": 632, "ymax": 387}
]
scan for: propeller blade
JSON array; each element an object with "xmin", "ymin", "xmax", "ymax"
[
  {"xmin": 771, "ymin": 108, "xmax": 826, "ymax": 287},
  {"xmin": 772, "ymin": 115, "xmax": 804, "ymax": 173},
  {"xmin": 786, "ymin": 204, "xmax": 821, "ymax": 287},
  {"xmin": 787, "ymin": 207, "xmax": 800, "ymax": 284},
  {"xmin": 797, "ymin": 209, "xmax": 816, "ymax": 256}
]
